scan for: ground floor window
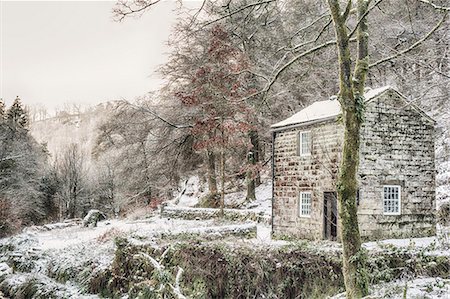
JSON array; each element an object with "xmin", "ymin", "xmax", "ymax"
[
  {"xmin": 383, "ymin": 185, "xmax": 401, "ymax": 215},
  {"xmin": 299, "ymin": 192, "xmax": 311, "ymax": 217}
]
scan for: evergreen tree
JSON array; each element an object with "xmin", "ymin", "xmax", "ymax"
[
  {"xmin": 7, "ymin": 96, "xmax": 29, "ymax": 128},
  {"xmin": 0, "ymin": 98, "xmax": 6, "ymax": 121}
]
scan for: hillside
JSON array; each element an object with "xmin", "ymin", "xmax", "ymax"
[{"xmin": 29, "ymin": 102, "xmax": 119, "ymax": 164}]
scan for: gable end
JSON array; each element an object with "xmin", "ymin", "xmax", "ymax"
[{"xmin": 367, "ymin": 88, "xmax": 436, "ymax": 125}]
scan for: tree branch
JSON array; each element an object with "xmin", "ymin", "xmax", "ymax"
[
  {"xmin": 369, "ymin": 12, "xmax": 448, "ymax": 68},
  {"xmin": 418, "ymin": 0, "xmax": 450, "ymax": 11},
  {"xmin": 264, "ymin": 39, "xmax": 342, "ymax": 97},
  {"xmin": 124, "ymin": 99, "xmax": 193, "ymax": 129},
  {"xmin": 342, "ymin": 0, "xmax": 353, "ymax": 21},
  {"xmin": 348, "ymin": 0, "xmax": 386, "ymax": 39},
  {"xmin": 113, "ymin": 0, "xmax": 162, "ymax": 22},
  {"xmin": 353, "ymin": 0, "xmax": 370, "ymax": 94},
  {"xmin": 0, "ymin": 155, "xmax": 24, "ymax": 162},
  {"xmin": 287, "ymin": 13, "xmax": 331, "ymax": 44},
  {"xmin": 201, "ymin": 0, "xmax": 275, "ymax": 27}
]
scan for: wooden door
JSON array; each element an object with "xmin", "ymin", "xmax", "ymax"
[{"xmin": 323, "ymin": 192, "xmax": 338, "ymax": 241}]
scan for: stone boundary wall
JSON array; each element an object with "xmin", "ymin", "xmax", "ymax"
[
  {"xmin": 157, "ymin": 223, "xmax": 257, "ymax": 240},
  {"xmin": 161, "ymin": 206, "xmax": 270, "ymax": 224}
]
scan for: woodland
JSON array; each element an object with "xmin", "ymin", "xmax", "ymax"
[{"xmin": 1, "ymin": 0, "xmax": 450, "ymax": 298}]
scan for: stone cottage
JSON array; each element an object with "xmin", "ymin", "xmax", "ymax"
[{"xmin": 271, "ymin": 86, "xmax": 436, "ymax": 241}]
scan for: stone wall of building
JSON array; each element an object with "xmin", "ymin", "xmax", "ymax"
[
  {"xmin": 272, "ymin": 119, "xmax": 343, "ymax": 239},
  {"xmin": 358, "ymin": 89, "xmax": 436, "ymax": 240},
  {"xmin": 272, "ymin": 89, "xmax": 436, "ymax": 241}
]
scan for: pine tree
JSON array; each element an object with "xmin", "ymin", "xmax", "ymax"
[
  {"xmin": 0, "ymin": 98, "xmax": 6, "ymax": 122},
  {"xmin": 7, "ymin": 96, "xmax": 29, "ymax": 128}
]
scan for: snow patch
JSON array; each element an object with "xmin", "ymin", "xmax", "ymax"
[{"xmin": 175, "ymin": 175, "xmax": 204, "ymax": 207}]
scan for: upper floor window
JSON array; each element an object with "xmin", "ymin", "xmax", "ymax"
[
  {"xmin": 299, "ymin": 131, "xmax": 311, "ymax": 156},
  {"xmin": 299, "ymin": 192, "xmax": 312, "ymax": 217},
  {"xmin": 383, "ymin": 185, "xmax": 401, "ymax": 215}
]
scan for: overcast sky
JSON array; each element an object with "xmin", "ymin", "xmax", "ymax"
[{"xmin": 1, "ymin": 0, "xmax": 191, "ymax": 112}]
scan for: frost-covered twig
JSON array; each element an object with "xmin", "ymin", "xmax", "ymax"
[
  {"xmin": 134, "ymin": 246, "xmax": 186, "ymax": 297},
  {"xmin": 159, "ymin": 246, "xmax": 171, "ymax": 262},
  {"xmin": 135, "ymin": 252, "xmax": 164, "ymax": 272},
  {"xmin": 169, "ymin": 267, "xmax": 186, "ymax": 299}
]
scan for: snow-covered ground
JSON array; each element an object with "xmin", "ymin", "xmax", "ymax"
[
  {"xmin": 331, "ymin": 277, "xmax": 450, "ymax": 299},
  {"xmin": 363, "ymin": 237, "xmax": 450, "ymax": 256},
  {"xmin": 1, "ymin": 176, "xmax": 450, "ymax": 298},
  {"xmin": 174, "ymin": 175, "xmax": 273, "ymax": 218},
  {"xmin": 437, "ymin": 163, "xmax": 450, "ymax": 208}
]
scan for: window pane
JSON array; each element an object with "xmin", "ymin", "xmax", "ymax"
[
  {"xmin": 383, "ymin": 186, "xmax": 400, "ymax": 214},
  {"xmin": 300, "ymin": 192, "xmax": 311, "ymax": 216},
  {"xmin": 300, "ymin": 132, "xmax": 311, "ymax": 155}
]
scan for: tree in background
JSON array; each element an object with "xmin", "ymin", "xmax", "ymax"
[
  {"xmin": 0, "ymin": 105, "xmax": 51, "ymax": 235},
  {"xmin": 7, "ymin": 96, "xmax": 29, "ymax": 129},
  {"xmin": 55, "ymin": 143, "xmax": 88, "ymax": 219},
  {"xmin": 38, "ymin": 166, "xmax": 60, "ymax": 222},
  {"xmin": 174, "ymin": 25, "xmax": 256, "ymax": 209},
  {"xmin": 0, "ymin": 99, "xmax": 6, "ymax": 120},
  {"xmin": 94, "ymin": 96, "xmax": 199, "ymax": 212},
  {"xmin": 94, "ymin": 156, "xmax": 119, "ymax": 215}
]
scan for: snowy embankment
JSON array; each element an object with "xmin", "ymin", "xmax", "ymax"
[{"xmin": 0, "ymin": 217, "xmax": 259, "ymax": 298}]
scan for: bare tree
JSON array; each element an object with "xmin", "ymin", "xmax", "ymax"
[{"xmin": 56, "ymin": 143, "xmax": 87, "ymax": 219}]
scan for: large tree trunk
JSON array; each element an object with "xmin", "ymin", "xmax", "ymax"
[{"xmin": 327, "ymin": 0, "xmax": 369, "ymax": 297}]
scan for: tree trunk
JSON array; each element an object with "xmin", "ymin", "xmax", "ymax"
[
  {"xmin": 220, "ymin": 124, "xmax": 225, "ymax": 217},
  {"xmin": 327, "ymin": 0, "xmax": 369, "ymax": 297},
  {"xmin": 249, "ymin": 130, "xmax": 261, "ymax": 186},
  {"xmin": 246, "ymin": 151, "xmax": 256, "ymax": 202},
  {"xmin": 337, "ymin": 101, "xmax": 368, "ymax": 299},
  {"xmin": 206, "ymin": 148, "xmax": 218, "ymax": 199},
  {"xmin": 141, "ymin": 141, "xmax": 152, "ymax": 205}
]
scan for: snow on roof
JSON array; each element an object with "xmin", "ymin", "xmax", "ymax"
[
  {"xmin": 271, "ymin": 86, "xmax": 392, "ymax": 129},
  {"xmin": 271, "ymin": 99, "xmax": 341, "ymax": 129}
]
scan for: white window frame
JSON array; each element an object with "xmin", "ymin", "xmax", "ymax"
[
  {"xmin": 299, "ymin": 192, "xmax": 312, "ymax": 218},
  {"xmin": 299, "ymin": 131, "xmax": 312, "ymax": 156},
  {"xmin": 382, "ymin": 185, "xmax": 401, "ymax": 215}
]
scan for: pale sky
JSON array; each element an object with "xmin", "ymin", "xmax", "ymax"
[{"xmin": 1, "ymin": 0, "xmax": 192, "ymax": 112}]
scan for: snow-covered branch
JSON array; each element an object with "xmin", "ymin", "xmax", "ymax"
[
  {"xmin": 418, "ymin": 0, "xmax": 450, "ymax": 11},
  {"xmin": 369, "ymin": 12, "xmax": 448, "ymax": 68}
]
